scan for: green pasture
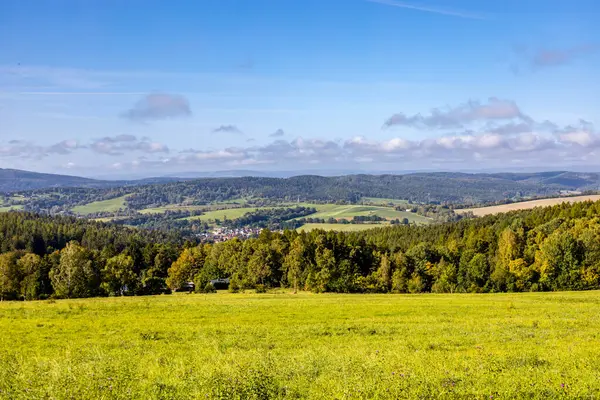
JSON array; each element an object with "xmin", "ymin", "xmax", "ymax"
[
  {"xmin": 183, "ymin": 207, "xmax": 272, "ymax": 222},
  {"xmin": 71, "ymin": 196, "xmax": 128, "ymax": 215},
  {"xmin": 182, "ymin": 203, "xmax": 335, "ymax": 222},
  {"xmin": 361, "ymin": 197, "xmax": 410, "ymax": 206},
  {"xmin": 139, "ymin": 205, "xmax": 210, "ymax": 215},
  {"xmin": 296, "ymin": 204, "xmax": 430, "ymax": 224},
  {"xmin": 1, "ymin": 291, "xmax": 599, "ymax": 398}
]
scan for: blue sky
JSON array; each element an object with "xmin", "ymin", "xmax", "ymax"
[{"xmin": 1, "ymin": 0, "xmax": 599, "ymax": 178}]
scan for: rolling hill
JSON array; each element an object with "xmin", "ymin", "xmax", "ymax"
[{"xmin": 0, "ymin": 168, "xmax": 183, "ymax": 193}]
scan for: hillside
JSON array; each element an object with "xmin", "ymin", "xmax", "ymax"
[
  {"xmin": 124, "ymin": 171, "xmax": 600, "ymax": 208},
  {"xmin": 0, "ymin": 168, "xmax": 183, "ymax": 193},
  {"xmin": 3, "ymin": 170, "xmax": 600, "ymax": 229},
  {"xmin": 0, "ymin": 168, "xmax": 101, "ymax": 192}
]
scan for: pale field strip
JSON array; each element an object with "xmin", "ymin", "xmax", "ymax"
[{"xmin": 457, "ymin": 195, "xmax": 600, "ymax": 217}]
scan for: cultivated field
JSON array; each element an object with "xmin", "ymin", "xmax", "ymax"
[
  {"xmin": 457, "ymin": 195, "xmax": 600, "ymax": 217},
  {"xmin": 181, "ymin": 203, "xmax": 429, "ymax": 226},
  {"xmin": 361, "ymin": 197, "xmax": 410, "ymax": 206},
  {"xmin": 294, "ymin": 204, "xmax": 430, "ymax": 224},
  {"xmin": 138, "ymin": 205, "xmax": 209, "ymax": 214},
  {"xmin": 1, "ymin": 292, "xmax": 599, "ymax": 399},
  {"xmin": 183, "ymin": 206, "xmax": 278, "ymax": 222},
  {"xmin": 71, "ymin": 196, "xmax": 128, "ymax": 215}
]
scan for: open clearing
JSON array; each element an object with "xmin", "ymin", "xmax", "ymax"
[
  {"xmin": 361, "ymin": 197, "xmax": 410, "ymax": 206},
  {"xmin": 183, "ymin": 206, "xmax": 277, "ymax": 221},
  {"xmin": 297, "ymin": 204, "xmax": 430, "ymax": 224},
  {"xmin": 1, "ymin": 291, "xmax": 599, "ymax": 398},
  {"xmin": 182, "ymin": 203, "xmax": 340, "ymax": 222},
  {"xmin": 182, "ymin": 203, "xmax": 431, "ymax": 226},
  {"xmin": 297, "ymin": 222, "xmax": 388, "ymax": 232},
  {"xmin": 457, "ymin": 194, "xmax": 600, "ymax": 217},
  {"xmin": 139, "ymin": 205, "xmax": 212, "ymax": 214},
  {"xmin": 72, "ymin": 196, "xmax": 128, "ymax": 215}
]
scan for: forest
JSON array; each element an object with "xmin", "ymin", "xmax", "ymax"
[{"xmin": 2, "ymin": 197, "xmax": 600, "ymax": 300}]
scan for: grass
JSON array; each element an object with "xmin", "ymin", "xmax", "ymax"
[
  {"xmin": 297, "ymin": 223, "xmax": 388, "ymax": 232},
  {"xmin": 361, "ymin": 197, "xmax": 410, "ymax": 206},
  {"xmin": 295, "ymin": 204, "xmax": 430, "ymax": 224},
  {"xmin": 182, "ymin": 203, "xmax": 342, "ymax": 222},
  {"xmin": 72, "ymin": 196, "xmax": 128, "ymax": 216},
  {"xmin": 139, "ymin": 205, "xmax": 211, "ymax": 215},
  {"xmin": 1, "ymin": 291, "xmax": 599, "ymax": 399},
  {"xmin": 183, "ymin": 206, "xmax": 273, "ymax": 222},
  {"xmin": 457, "ymin": 194, "xmax": 600, "ymax": 217}
]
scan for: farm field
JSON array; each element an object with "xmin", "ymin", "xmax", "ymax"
[
  {"xmin": 71, "ymin": 196, "xmax": 128, "ymax": 215},
  {"xmin": 361, "ymin": 197, "xmax": 410, "ymax": 206},
  {"xmin": 457, "ymin": 194, "xmax": 600, "ymax": 217},
  {"xmin": 296, "ymin": 204, "xmax": 431, "ymax": 224},
  {"xmin": 182, "ymin": 203, "xmax": 336, "ymax": 222},
  {"xmin": 1, "ymin": 291, "xmax": 599, "ymax": 399},
  {"xmin": 183, "ymin": 206, "xmax": 277, "ymax": 222},
  {"xmin": 139, "ymin": 204, "xmax": 212, "ymax": 214},
  {"xmin": 181, "ymin": 203, "xmax": 431, "ymax": 227},
  {"xmin": 297, "ymin": 222, "xmax": 388, "ymax": 232}
]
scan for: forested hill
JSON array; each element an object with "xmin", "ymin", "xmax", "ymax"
[
  {"xmin": 0, "ymin": 168, "xmax": 182, "ymax": 192},
  {"xmin": 0, "ymin": 169, "xmax": 100, "ymax": 192},
  {"xmin": 4, "ymin": 169, "xmax": 600, "ymax": 212},
  {"xmin": 126, "ymin": 171, "xmax": 600, "ymax": 207},
  {"xmin": 2, "ymin": 198, "xmax": 600, "ymax": 300}
]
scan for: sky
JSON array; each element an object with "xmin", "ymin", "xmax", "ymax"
[{"xmin": 1, "ymin": 0, "xmax": 599, "ymax": 178}]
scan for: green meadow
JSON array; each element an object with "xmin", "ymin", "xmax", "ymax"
[
  {"xmin": 183, "ymin": 206, "xmax": 275, "ymax": 221},
  {"xmin": 361, "ymin": 197, "xmax": 410, "ymax": 206},
  {"xmin": 1, "ymin": 291, "xmax": 599, "ymax": 399},
  {"xmin": 295, "ymin": 204, "xmax": 430, "ymax": 224},
  {"xmin": 71, "ymin": 196, "xmax": 128, "ymax": 215}
]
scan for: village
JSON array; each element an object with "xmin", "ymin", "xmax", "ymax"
[{"xmin": 196, "ymin": 226, "xmax": 265, "ymax": 242}]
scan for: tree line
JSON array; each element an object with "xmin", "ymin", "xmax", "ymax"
[{"xmin": 2, "ymin": 199, "xmax": 600, "ymax": 299}]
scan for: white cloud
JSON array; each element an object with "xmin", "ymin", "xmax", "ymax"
[{"xmin": 90, "ymin": 135, "xmax": 169, "ymax": 156}]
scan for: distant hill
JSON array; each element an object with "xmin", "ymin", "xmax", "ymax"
[
  {"xmin": 122, "ymin": 171, "xmax": 600, "ymax": 209},
  {"xmin": 0, "ymin": 168, "xmax": 184, "ymax": 193},
  {"xmin": 3, "ymin": 168, "xmax": 600, "ymax": 207},
  {"xmin": 0, "ymin": 169, "xmax": 103, "ymax": 192}
]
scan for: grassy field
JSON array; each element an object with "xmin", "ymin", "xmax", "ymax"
[
  {"xmin": 139, "ymin": 205, "xmax": 212, "ymax": 215},
  {"xmin": 182, "ymin": 203, "xmax": 338, "ymax": 222},
  {"xmin": 183, "ymin": 206, "xmax": 274, "ymax": 222},
  {"xmin": 297, "ymin": 223, "xmax": 388, "ymax": 232},
  {"xmin": 457, "ymin": 194, "xmax": 600, "ymax": 217},
  {"xmin": 361, "ymin": 197, "xmax": 410, "ymax": 206},
  {"xmin": 182, "ymin": 203, "xmax": 430, "ymax": 228},
  {"xmin": 72, "ymin": 196, "xmax": 129, "ymax": 215},
  {"xmin": 296, "ymin": 204, "xmax": 430, "ymax": 224},
  {"xmin": 1, "ymin": 291, "xmax": 599, "ymax": 399}
]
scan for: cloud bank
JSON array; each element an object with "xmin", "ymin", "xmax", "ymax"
[{"xmin": 383, "ymin": 98, "xmax": 531, "ymax": 130}]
